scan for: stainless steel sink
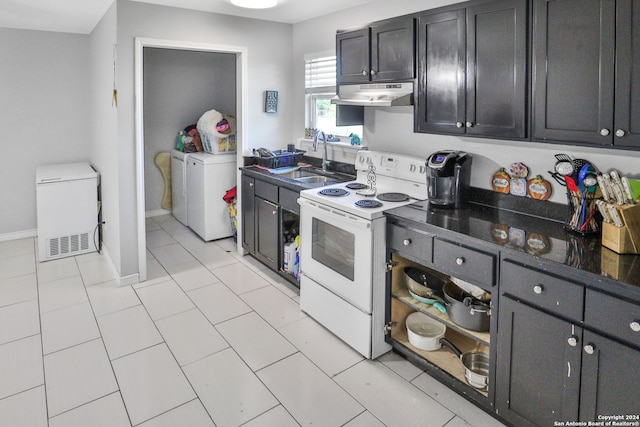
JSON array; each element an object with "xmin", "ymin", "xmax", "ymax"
[
  {"xmin": 294, "ymin": 175, "xmax": 337, "ymax": 184},
  {"xmin": 280, "ymin": 169, "xmax": 318, "ymax": 179}
]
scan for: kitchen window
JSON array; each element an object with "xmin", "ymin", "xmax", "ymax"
[{"xmin": 305, "ymin": 53, "xmax": 362, "ymax": 139}]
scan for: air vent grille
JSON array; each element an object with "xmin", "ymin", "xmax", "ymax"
[{"xmin": 46, "ymin": 233, "xmax": 91, "ymax": 259}]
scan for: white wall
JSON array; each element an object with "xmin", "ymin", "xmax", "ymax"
[
  {"xmin": 143, "ymin": 48, "xmax": 236, "ymax": 213},
  {"xmin": 113, "ymin": 0, "xmax": 293, "ymax": 277},
  {"xmin": 292, "ymin": 0, "xmax": 640, "ymax": 204},
  {"xmin": 89, "ymin": 2, "xmax": 121, "ymax": 272},
  {"xmin": 0, "ymin": 28, "xmax": 91, "ymax": 238}
]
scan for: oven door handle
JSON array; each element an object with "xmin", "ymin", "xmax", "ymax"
[{"xmin": 298, "ymin": 197, "xmax": 372, "ymax": 229}]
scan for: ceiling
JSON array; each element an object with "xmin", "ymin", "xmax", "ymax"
[{"xmin": 0, "ymin": 0, "xmax": 375, "ymax": 34}]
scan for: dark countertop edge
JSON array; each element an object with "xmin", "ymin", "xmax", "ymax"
[{"xmin": 385, "ymin": 202, "xmax": 640, "ymax": 302}]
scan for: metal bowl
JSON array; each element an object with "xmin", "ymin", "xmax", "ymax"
[{"xmin": 404, "ymin": 267, "xmax": 447, "ymax": 299}]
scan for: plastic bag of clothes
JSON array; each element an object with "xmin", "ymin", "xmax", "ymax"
[{"xmin": 197, "ymin": 109, "xmax": 237, "ymax": 154}]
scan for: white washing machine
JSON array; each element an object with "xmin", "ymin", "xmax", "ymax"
[
  {"xmin": 171, "ymin": 150, "xmax": 189, "ymax": 225},
  {"xmin": 186, "ymin": 152, "xmax": 236, "ymax": 241}
]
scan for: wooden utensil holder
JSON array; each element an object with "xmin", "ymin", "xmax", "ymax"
[{"xmin": 601, "ymin": 204, "xmax": 640, "ymax": 254}]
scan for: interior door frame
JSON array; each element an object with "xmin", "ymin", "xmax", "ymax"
[{"xmin": 134, "ymin": 37, "xmax": 248, "ymax": 282}]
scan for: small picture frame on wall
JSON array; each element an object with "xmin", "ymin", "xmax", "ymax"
[{"xmin": 265, "ymin": 90, "xmax": 278, "ymax": 113}]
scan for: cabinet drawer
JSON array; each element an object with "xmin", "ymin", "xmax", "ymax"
[
  {"xmin": 585, "ymin": 290, "xmax": 640, "ymax": 347},
  {"xmin": 255, "ymin": 180, "xmax": 278, "ymax": 202},
  {"xmin": 500, "ymin": 260, "xmax": 584, "ymax": 321},
  {"xmin": 279, "ymin": 188, "xmax": 299, "ymax": 214},
  {"xmin": 433, "ymin": 239, "xmax": 496, "ymax": 287},
  {"xmin": 387, "ymin": 224, "xmax": 432, "ymax": 263}
]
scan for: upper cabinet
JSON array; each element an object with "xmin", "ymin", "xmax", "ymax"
[
  {"xmin": 415, "ymin": 0, "xmax": 527, "ymax": 138},
  {"xmin": 532, "ymin": 0, "xmax": 640, "ymax": 148},
  {"xmin": 336, "ymin": 16, "xmax": 415, "ymax": 84}
]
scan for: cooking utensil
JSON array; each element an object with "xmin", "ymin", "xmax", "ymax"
[
  {"xmin": 404, "ymin": 267, "xmax": 446, "ymax": 299},
  {"xmin": 408, "ymin": 290, "xmax": 447, "ymax": 313},
  {"xmin": 554, "ymin": 153, "xmax": 573, "ymax": 162},
  {"xmin": 622, "ymin": 176, "xmax": 635, "ymax": 204},
  {"xmin": 450, "ymin": 276, "xmax": 491, "ymax": 302},
  {"xmin": 404, "ymin": 267, "xmax": 447, "ymax": 313},
  {"xmin": 554, "ymin": 160, "xmax": 575, "ymax": 177},
  {"xmin": 443, "ymin": 281, "xmax": 491, "ymax": 332},
  {"xmin": 405, "ymin": 312, "xmax": 446, "ymax": 351},
  {"xmin": 439, "ymin": 338, "xmax": 489, "ymax": 390}
]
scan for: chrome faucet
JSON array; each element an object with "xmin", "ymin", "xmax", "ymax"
[{"xmin": 312, "ymin": 130, "xmax": 331, "ymax": 173}]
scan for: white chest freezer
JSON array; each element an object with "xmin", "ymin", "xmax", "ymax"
[
  {"xmin": 186, "ymin": 152, "xmax": 236, "ymax": 241},
  {"xmin": 36, "ymin": 162, "xmax": 99, "ymax": 261}
]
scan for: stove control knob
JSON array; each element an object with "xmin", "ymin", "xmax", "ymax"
[{"xmin": 403, "ymin": 239, "xmax": 412, "ymax": 246}]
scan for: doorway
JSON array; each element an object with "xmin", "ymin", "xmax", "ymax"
[{"xmin": 135, "ymin": 38, "xmax": 247, "ymax": 282}]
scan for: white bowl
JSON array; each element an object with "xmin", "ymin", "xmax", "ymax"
[{"xmin": 406, "ymin": 312, "xmax": 446, "ymax": 351}]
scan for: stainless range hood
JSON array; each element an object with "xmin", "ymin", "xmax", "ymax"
[{"xmin": 331, "ymin": 82, "xmax": 414, "ymax": 107}]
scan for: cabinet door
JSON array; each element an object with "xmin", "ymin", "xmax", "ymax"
[
  {"xmin": 495, "ymin": 298, "xmax": 581, "ymax": 427},
  {"xmin": 466, "ymin": 0, "xmax": 527, "ymax": 138},
  {"xmin": 532, "ymin": 0, "xmax": 615, "ymax": 145},
  {"xmin": 370, "ymin": 17, "xmax": 415, "ymax": 82},
  {"xmin": 336, "ymin": 28, "xmax": 370, "ymax": 84},
  {"xmin": 415, "ymin": 9, "xmax": 466, "ymax": 134},
  {"xmin": 614, "ymin": 0, "xmax": 640, "ymax": 148},
  {"xmin": 256, "ymin": 197, "xmax": 279, "ymax": 270},
  {"xmin": 241, "ymin": 175, "xmax": 255, "ymax": 253},
  {"xmin": 579, "ymin": 331, "xmax": 640, "ymax": 420}
]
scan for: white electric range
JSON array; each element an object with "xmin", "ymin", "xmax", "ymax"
[{"xmin": 298, "ymin": 150, "xmax": 428, "ymax": 358}]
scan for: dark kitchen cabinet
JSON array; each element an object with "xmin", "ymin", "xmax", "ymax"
[
  {"xmin": 415, "ymin": 0, "xmax": 527, "ymax": 138},
  {"xmin": 241, "ymin": 175, "xmax": 255, "ymax": 253},
  {"xmin": 241, "ymin": 170, "xmax": 302, "ymax": 286},
  {"xmin": 336, "ymin": 16, "xmax": 415, "ymax": 84},
  {"xmin": 532, "ymin": 0, "xmax": 640, "ymax": 148},
  {"xmin": 255, "ymin": 197, "xmax": 279, "ymax": 271},
  {"xmin": 579, "ymin": 331, "xmax": 640, "ymax": 420},
  {"xmin": 496, "ymin": 259, "xmax": 640, "ymax": 426},
  {"xmin": 254, "ymin": 180, "xmax": 279, "ymax": 271},
  {"xmin": 495, "ymin": 297, "xmax": 580, "ymax": 426}
]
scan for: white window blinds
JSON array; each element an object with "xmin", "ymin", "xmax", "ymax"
[{"xmin": 305, "ymin": 56, "xmax": 336, "ymax": 94}]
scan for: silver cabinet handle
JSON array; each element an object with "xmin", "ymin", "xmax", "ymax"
[
  {"xmin": 584, "ymin": 344, "xmax": 595, "ymax": 355},
  {"xmin": 456, "ymin": 122, "xmax": 464, "ymax": 128},
  {"xmin": 567, "ymin": 336, "xmax": 578, "ymax": 347},
  {"xmin": 466, "ymin": 122, "xmax": 474, "ymax": 128},
  {"xmin": 600, "ymin": 128, "xmax": 610, "ymax": 136},
  {"xmin": 361, "ymin": 70, "xmax": 369, "ymax": 76},
  {"xmin": 455, "ymin": 257, "xmax": 465, "ymax": 266},
  {"xmin": 370, "ymin": 69, "xmax": 377, "ymax": 76},
  {"xmin": 533, "ymin": 285, "xmax": 544, "ymax": 294},
  {"xmin": 249, "ymin": 182, "xmax": 254, "ymax": 187},
  {"xmin": 403, "ymin": 239, "xmax": 411, "ymax": 246},
  {"xmin": 615, "ymin": 129, "xmax": 626, "ymax": 137},
  {"xmin": 630, "ymin": 321, "xmax": 640, "ymax": 332}
]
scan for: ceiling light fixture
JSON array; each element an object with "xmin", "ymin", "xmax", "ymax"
[{"xmin": 230, "ymin": 0, "xmax": 278, "ymax": 9}]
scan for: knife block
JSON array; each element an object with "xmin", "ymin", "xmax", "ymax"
[{"xmin": 601, "ymin": 204, "xmax": 640, "ymax": 254}]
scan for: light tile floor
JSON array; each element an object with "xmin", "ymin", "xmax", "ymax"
[{"xmin": 0, "ymin": 215, "xmax": 506, "ymax": 427}]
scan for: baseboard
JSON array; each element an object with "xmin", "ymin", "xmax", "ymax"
[
  {"xmin": 101, "ymin": 245, "xmax": 140, "ymax": 287},
  {"xmin": 0, "ymin": 229, "xmax": 37, "ymax": 242},
  {"xmin": 145, "ymin": 209, "xmax": 171, "ymax": 218}
]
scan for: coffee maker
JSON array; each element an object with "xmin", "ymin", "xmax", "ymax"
[{"xmin": 426, "ymin": 151, "xmax": 471, "ymax": 208}]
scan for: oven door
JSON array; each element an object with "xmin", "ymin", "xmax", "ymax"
[{"xmin": 299, "ymin": 198, "xmax": 373, "ymax": 313}]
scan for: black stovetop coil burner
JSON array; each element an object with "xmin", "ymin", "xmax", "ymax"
[
  {"xmin": 345, "ymin": 182, "xmax": 369, "ymax": 190},
  {"xmin": 318, "ymin": 188, "xmax": 350, "ymax": 197},
  {"xmin": 377, "ymin": 192, "xmax": 410, "ymax": 202},
  {"xmin": 355, "ymin": 199, "xmax": 383, "ymax": 209}
]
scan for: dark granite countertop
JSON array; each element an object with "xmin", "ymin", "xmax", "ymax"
[{"xmin": 385, "ymin": 188, "xmax": 640, "ymax": 299}]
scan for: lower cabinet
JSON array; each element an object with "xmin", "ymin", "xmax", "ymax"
[
  {"xmin": 255, "ymin": 197, "xmax": 279, "ymax": 271},
  {"xmin": 241, "ymin": 171, "xmax": 301, "ymax": 286},
  {"xmin": 495, "ymin": 297, "xmax": 580, "ymax": 426},
  {"xmin": 496, "ymin": 260, "xmax": 640, "ymax": 426}
]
